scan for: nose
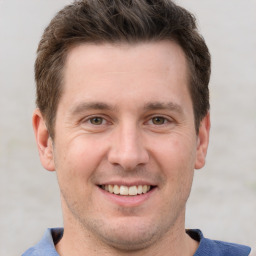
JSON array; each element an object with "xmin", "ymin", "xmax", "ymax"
[{"xmin": 108, "ymin": 124, "xmax": 149, "ymax": 171}]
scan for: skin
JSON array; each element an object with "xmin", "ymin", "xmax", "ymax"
[{"xmin": 33, "ymin": 41, "xmax": 210, "ymax": 256}]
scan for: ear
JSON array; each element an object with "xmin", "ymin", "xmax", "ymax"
[
  {"xmin": 194, "ymin": 112, "xmax": 210, "ymax": 170},
  {"xmin": 32, "ymin": 109, "xmax": 55, "ymax": 172}
]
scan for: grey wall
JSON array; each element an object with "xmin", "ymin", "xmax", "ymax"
[{"xmin": 0, "ymin": 1, "xmax": 255, "ymax": 255}]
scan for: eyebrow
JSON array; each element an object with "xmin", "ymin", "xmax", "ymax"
[
  {"xmin": 143, "ymin": 102, "xmax": 183, "ymax": 114},
  {"xmin": 69, "ymin": 101, "xmax": 183, "ymax": 116},
  {"xmin": 70, "ymin": 102, "xmax": 116, "ymax": 116}
]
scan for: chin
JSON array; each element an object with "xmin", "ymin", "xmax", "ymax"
[
  {"xmin": 100, "ymin": 228, "xmax": 157, "ymax": 251},
  {"xmin": 86, "ymin": 217, "xmax": 167, "ymax": 251}
]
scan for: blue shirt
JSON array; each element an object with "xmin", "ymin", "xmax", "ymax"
[{"xmin": 22, "ymin": 228, "xmax": 252, "ymax": 256}]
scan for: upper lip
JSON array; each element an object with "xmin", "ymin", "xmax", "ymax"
[{"xmin": 97, "ymin": 179, "xmax": 157, "ymax": 187}]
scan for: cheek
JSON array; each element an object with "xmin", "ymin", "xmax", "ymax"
[
  {"xmin": 151, "ymin": 134, "xmax": 196, "ymax": 196},
  {"xmin": 54, "ymin": 140, "xmax": 97, "ymax": 208},
  {"xmin": 55, "ymin": 136, "xmax": 106, "ymax": 175},
  {"xmin": 54, "ymin": 136, "xmax": 112, "ymax": 206},
  {"xmin": 53, "ymin": 142, "xmax": 92, "ymax": 201},
  {"xmin": 154, "ymin": 135, "xmax": 197, "ymax": 169}
]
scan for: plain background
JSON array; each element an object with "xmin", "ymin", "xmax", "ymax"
[{"xmin": 0, "ymin": 0, "xmax": 256, "ymax": 255}]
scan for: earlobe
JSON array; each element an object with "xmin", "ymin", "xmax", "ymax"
[
  {"xmin": 195, "ymin": 112, "xmax": 210, "ymax": 170},
  {"xmin": 32, "ymin": 109, "xmax": 55, "ymax": 172}
]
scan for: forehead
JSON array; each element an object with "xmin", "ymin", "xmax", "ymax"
[
  {"xmin": 61, "ymin": 41, "xmax": 191, "ymax": 110},
  {"xmin": 65, "ymin": 41, "xmax": 188, "ymax": 77}
]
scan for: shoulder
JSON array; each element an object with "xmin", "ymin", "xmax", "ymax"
[
  {"xmin": 200, "ymin": 239, "xmax": 251, "ymax": 256},
  {"xmin": 22, "ymin": 228, "xmax": 63, "ymax": 256},
  {"xmin": 187, "ymin": 229, "xmax": 252, "ymax": 256}
]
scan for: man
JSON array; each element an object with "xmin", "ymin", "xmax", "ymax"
[{"xmin": 23, "ymin": 0, "xmax": 253, "ymax": 255}]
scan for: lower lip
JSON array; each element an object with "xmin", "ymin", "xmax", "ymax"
[{"xmin": 98, "ymin": 187, "xmax": 156, "ymax": 207}]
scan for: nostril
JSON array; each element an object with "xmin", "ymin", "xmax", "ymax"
[{"xmin": 107, "ymin": 137, "xmax": 149, "ymax": 170}]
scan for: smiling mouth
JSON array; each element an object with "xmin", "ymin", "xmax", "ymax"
[{"xmin": 99, "ymin": 184, "xmax": 153, "ymax": 196}]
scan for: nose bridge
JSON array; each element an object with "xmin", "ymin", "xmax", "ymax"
[{"xmin": 108, "ymin": 120, "xmax": 149, "ymax": 170}]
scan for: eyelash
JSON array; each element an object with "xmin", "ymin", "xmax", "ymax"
[
  {"xmin": 82, "ymin": 115, "xmax": 172, "ymax": 127},
  {"xmin": 82, "ymin": 115, "xmax": 109, "ymax": 126},
  {"xmin": 147, "ymin": 116, "xmax": 171, "ymax": 126}
]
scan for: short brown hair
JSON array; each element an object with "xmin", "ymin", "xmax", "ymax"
[{"xmin": 35, "ymin": 0, "xmax": 211, "ymax": 138}]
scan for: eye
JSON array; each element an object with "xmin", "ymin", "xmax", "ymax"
[
  {"xmin": 89, "ymin": 117, "xmax": 105, "ymax": 125},
  {"xmin": 151, "ymin": 116, "xmax": 167, "ymax": 125}
]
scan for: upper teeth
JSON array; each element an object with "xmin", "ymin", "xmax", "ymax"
[{"xmin": 102, "ymin": 185, "xmax": 151, "ymax": 196}]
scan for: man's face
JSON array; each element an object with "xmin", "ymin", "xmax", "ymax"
[{"xmin": 35, "ymin": 41, "xmax": 209, "ymax": 250}]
